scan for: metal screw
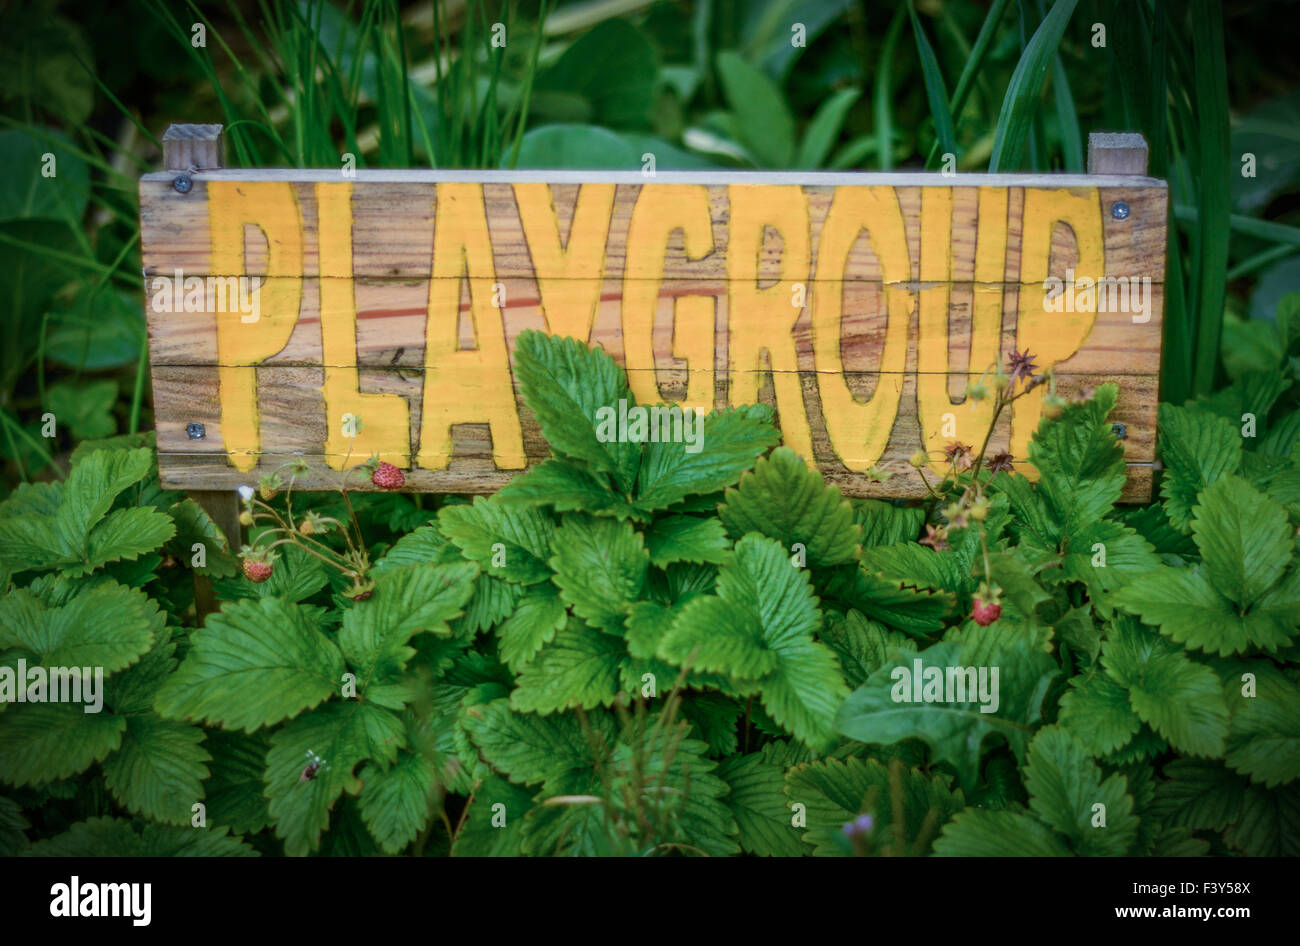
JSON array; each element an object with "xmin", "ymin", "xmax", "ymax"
[
  {"xmin": 173, "ymin": 173, "xmax": 193, "ymax": 194},
  {"xmin": 187, "ymin": 422, "xmax": 206, "ymax": 440},
  {"xmin": 1110, "ymin": 201, "xmax": 1130, "ymax": 220},
  {"xmin": 1111, "ymin": 422, "xmax": 1127, "ymax": 440}
]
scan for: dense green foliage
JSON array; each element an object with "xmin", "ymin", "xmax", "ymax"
[{"xmin": 2, "ymin": 324, "xmax": 1298, "ymax": 856}]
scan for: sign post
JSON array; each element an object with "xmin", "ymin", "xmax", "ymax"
[{"xmin": 142, "ymin": 125, "xmax": 1164, "ymax": 517}]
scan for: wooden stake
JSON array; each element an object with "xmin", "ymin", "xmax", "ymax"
[
  {"xmin": 160, "ymin": 124, "xmax": 238, "ymax": 620},
  {"xmin": 1087, "ymin": 132, "xmax": 1149, "ymax": 175}
]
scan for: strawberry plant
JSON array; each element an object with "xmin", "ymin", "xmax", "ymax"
[{"xmin": 1, "ymin": 319, "xmax": 1299, "ymax": 856}]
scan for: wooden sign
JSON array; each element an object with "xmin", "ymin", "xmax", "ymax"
[{"xmin": 140, "ymin": 127, "xmax": 1165, "ymax": 506}]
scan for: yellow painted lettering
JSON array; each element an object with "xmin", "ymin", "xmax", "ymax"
[{"xmin": 417, "ymin": 183, "xmax": 526, "ymax": 471}]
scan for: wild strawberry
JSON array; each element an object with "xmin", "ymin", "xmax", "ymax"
[
  {"xmin": 242, "ymin": 558, "xmax": 274, "ymax": 583},
  {"xmin": 971, "ymin": 597, "xmax": 1001, "ymax": 626},
  {"xmin": 371, "ymin": 461, "xmax": 405, "ymax": 490}
]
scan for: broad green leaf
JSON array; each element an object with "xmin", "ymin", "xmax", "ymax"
[
  {"xmin": 438, "ymin": 498, "xmax": 554, "ymax": 584},
  {"xmin": 509, "ymin": 619, "xmax": 625, "ymax": 714},
  {"xmin": 716, "ymin": 51, "xmax": 795, "ymax": 167},
  {"xmin": 1026, "ymin": 383, "xmax": 1126, "ymax": 534},
  {"xmin": 835, "ymin": 626, "xmax": 1059, "ymax": 790},
  {"xmin": 359, "ymin": 751, "xmax": 438, "ymax": 854},
  {"xmin": 101, "ymin": 715, "xmax": 210, "ymax": 825},
  {"xmin": 166, "ymin": 498, "xmax": 239, "ymax": 578},
  {"xmin": 338, "ymin": 561, "xmax": 478, "ymax": 703},
  {"xmin": 497, "ymin": 584, "xmax": 567, "ymax": 672},
  {"xmin": 634, "ymin": 405, "xmax": 779, "ymax": 512},
  {"xmin": 450, "ymin": 775, "xmax": 534, "ymax": 856},
  {"xmin": 496, "ymin": 459, "xmax": 637, "ymax": 519},
  {"xmin": 56, "ymin": 447, "xmax": 153, "ymax": 553},
  {"xmin": 0, "ymin": 702, "xmax": 125, "ymax": 786},
  {"xmin": 512, "ymin": 331, "xmax": 638, "ymax": 491},
  {"xmin": 0, "ymin": 579, "xmax": 161, "ymax": 675},
  {"xmin": 1101, "ymin": 619, "xmax": 1229, "ymax": 756},
  {"xmin": 1219, "ymin": 660, "xmax": 1300, "ymax": 788},
  {"xmin": 460, "ymin": 699, "xmax": 602, "ymax": 787},
  {"xmin": 1025, "ymin": 726, "xmax": 1137, "ymax": 856},
  {"xmin": 718, "ymin": 447, "xmax": 861, "ymax": 567},
  {"xmin": 373, "ymin": 523, "xmax": 460, "ymax": 571},
  {"xmin": 1157, "ymin": 404, "xmax": 1242, "ymax": 531},
  {"xmin": 78, "ymin": 506, "xmax": 176, "ymax": 576},
  {"xmin": 933, "ymin": 807, "xmax": 1071, "ymax": 856},
  {"xmin": 154, "ymin": 597, "xmax": 346, "ymax": 733},
  {"xmin": 26, "ymin": 817, "xmax": 256, "ymax": 857},
  {"xmin": 265, "ymin": 701, "xmax": 405, "ymax": 857},
  {"xmin": 820, "ymin": 565, "xmax": 955, "ymax": 636},
  {"xmin": 548, "ymin": 514, "xmax": 648, "ymax": 631},
  {"xmin": 643, "ymin": 515, "xmax": 730, "ymax": 567},
  {"xmin": 783, "ymin": 755, "xmax": 962, "ymax": 856},
  {"xmin": 659, "ymin": 535, "xmax": 847, "ymax": 749},
  {"xmin": 1057, "ymin": 672, "xmax": 1141, "ymax": 756},
  {"xmin": 717, "ymin": 751, "xmax": 811, "ymax": 856},
  {"xmin": 1191, "ymin": 475, "xmax": 1293, "ymax": 607},
  {"xmin": 796, "ymin": 87, "xmax": 862, "ymax": 169},
  {"xmin": 820, "ymin": 609, "xmax": 908, "ymax": 689},
  {"xmin": 202, "ymin": 728, "xmax": 272, "ymax": 835},
  {"xmin": 853, "ymin": 499, "xmax": 924, "ymax": 548}
]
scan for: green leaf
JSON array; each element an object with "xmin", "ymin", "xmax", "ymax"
[
  {"xmin": 1223, "ymin": 783, "xmax": 1300, "ymax": 857},
  {"xmin": 510, "ymin": 124, "xmax": 642, "ymax": 170},
  {"xmin": 988, "ymin": 0, "xmax": 1080, "ymax": 172},
  {"xmin": 450, "ymin": 775, "xmax": 533, "ymax": 856},
  {"xmin": 718, "ymin": 447, "xmax": 861, "ymax": 567},
  {"xmin": 438, "ymin": 498, "xmax": 554, "ymax": 584},
  {"xmin": 835, "ymin": 626, "xmax": 1059, "ymax": 791},
  {"xmin": 101, "ymin": 716, "xmax": 210, "ymax": 826},
  {"xmin": 1101, "ymin": 619, "xmax": 1229, "ymax": 756},
  {"xmin": 0, "ymin": 579, "xmax": 162, "ymax": 675},
  {"xmin": 933, "ymin": 807, "xmax": 1072, "ymax": 856},
  {"xmin": 906, "ymin": 0, "xmax": 957, "ymax": 160},
  {"xmin": 460, "ymin": 699, "xmax": 600, "ymax": 788},
  {"xmin": 497, "ymin": 584, "xmax": 568, "ymax": 673},
  {"xmin": 166, "ymin": 499, "xmax": 238, "ymax": 578},
  {"xmin": 635, "ymin": 405, "xmax": 779, "ymax": 512},
  {"xmin": 202, "ymin": 728, "xmax": 271, "ymax": 834},
  {"xmin": 821, "ymin": 565, "xmax": 955, "ymax": 636},
  {"xmin": 796, "ymin": 87, "xmax": 862, "ymax": 169},
  {"xmin": 496, "ymin": 459, "xmax": 635, "ymax": 519},
  {"xmin": 1024, "ymin": 726, "xmax": 1138, "ymax": 856},
  {"xmin": 56, "ymin": 447, "xmax": 154, "ymax": 553},
  {"xmin": 359, "ymin": 750, "xmax": 438, "ymax": 854},
  {"xmin": 1057, "ymin": 672, "xmax": 1141, "ymax": 756},
  {"xmin": 1150, "ymin": 759, "xmax": 1244, "ymax": 833},
  {"xmin": 783, "ymin": 755, "xmax": 962, "ymax": 856},
  {"xmin": 1115, "ymin": 562, "xmax": 1298, "ymax": 657},
  {"xmin": 643, "ymin": 515, "xmax": 730, "ymax": 567},
  {"xmin": 717, "ymin": 751, "xmax": 811, "ymax": 856},
  {"xmin": 512, "ymin": 330, "xmax": 638, "ymax": 490},
  {"xmin": 0, "ymin": 702, "xmax": 125, "ymax": 786},
  {"xmin": 818, "ymin": 609, "xmax": 907, "ymax": 690},
  {"xmin": 716, "ymin": 51, "xmax": 795, "ymax": 167},
  {"xmin": 338, "ymin": 561, "xmax": 478, "ymax": 703},
  {"xmin": 373, "ymin": 523, "xmax": 460, "ymax": 571},
  {"xmin": 265, "ymin": 701, "xmax": 405, "ymax": 856},
  {"xmin": 534, "ymin": 21, "xmax": 658, "ymax": 129},
  {"xmin": 46, "ymin": 379, "xmax": 116, "ymax": 440},
  {"xmin": 26, "ymin": 817, "xmax": 256, "ymax": 857},
  {"xmin": 659, "ymin": 535, "xmax": 848, "ymax": 749},
  {"xmin": 1157, "ymin": 404, "xmax": 1242, "ymax": 531},
  {"xmin": 509, "ymin": 619, "xmax": 625, "ymax": 714},
  {"xmin": 1191, "ymin": 475, "xmax": 1294, "ymax": 608},
  {"xmin": 1026, "ymin": 383, "xmax": 1126, "ymax": 535},
  {"xmin": 548, "ymin": 514, "xmax": 648, "ymax": 631},
  {"xmin": 854, "ymin": 500, "xmax": 924, "ymax": 548},
  {"xmin": 1220, "ymin": 660, "xmax": 1300, "ymax": 788},
  {"xmin": 79, "ymin": 506, "xmax": 176, "ymax": 576},
  {"xmin": 154, "ymin": 597, "xmax": 346, "ymax": 733}
]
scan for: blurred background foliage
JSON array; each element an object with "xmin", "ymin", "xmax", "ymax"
[{"xmin": 1, "ymin": 0, "xmax": 1299, "ymax": 491}]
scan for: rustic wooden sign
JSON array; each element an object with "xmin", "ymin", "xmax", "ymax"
[{"xmin": 140, "ymin": 127, "xmax": 1165, "ymax": 517}]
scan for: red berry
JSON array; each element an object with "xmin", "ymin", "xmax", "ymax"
[
  {"xmin": 242, "ymin": 558, "xmax": 274, "ymax": 583},
  {"xmin": 971, "ymin": 597, "xmax": 1001, "ymax": 626},
  {"xmin": 371, "ymin": 462, "xmax": 405, "ymax": 490}
]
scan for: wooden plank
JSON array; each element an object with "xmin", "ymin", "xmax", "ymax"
[{"xmin": 140, "ymin": 166, "xmax": 1166, "ymax": 502}]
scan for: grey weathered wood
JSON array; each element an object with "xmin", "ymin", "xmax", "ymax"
[
  {"xmin": 160, "ymin": 123, "xmax": 237, "ymax": 618},
  {"xmin": 162, "ymin": 123, "xmax": 224, "ymax": 171},
  {"xmin": 1087, "ymin": 132, "xmax": 1149, "ymax": 175}
]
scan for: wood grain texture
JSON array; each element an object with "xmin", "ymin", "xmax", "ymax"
[{"xmin": 139, "ymin": 172, "xmax": 1166, "ymax": 499}]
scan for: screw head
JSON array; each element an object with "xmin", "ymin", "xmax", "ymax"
[
  {"xmin": 1111, "ymin": 422, "xmax": 1127, "ymax": 440},
  {"xmin": 172, "ymin": 173, "xmax": 193, "ymax": 194},
  {"xmin": 186, "ymin": 422, "xmax": 206, "ymax": 440},
  {"xmin": 1110, "ymin": 201, "xmax": 1130, "ymax": 220}
]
